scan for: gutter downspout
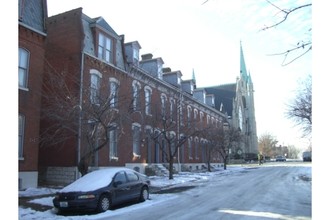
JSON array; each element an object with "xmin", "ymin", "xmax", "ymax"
[{"xmin": 77, "ymin": 52, "xmax": 84, "ymax": 180}]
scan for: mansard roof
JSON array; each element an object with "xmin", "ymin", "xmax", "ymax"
[
  {"xmin": 90, "ymin": 16, "xmax": 119, "ymax": 38},
  {"xmin": 204, "ymin": 83, "xmax": 236, "ymax": 117},
  {"xmin": 19, "ymin": 0, "xmax": 47, "ymax": 33}
]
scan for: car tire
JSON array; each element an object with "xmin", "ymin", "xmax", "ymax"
[
  {"xmin": 97, "ymin": 194, "xmax": 111, "ymax": 213},
  {"xmin": 140, "ymin": 186, "xmax": 149, "ymax": 202}
]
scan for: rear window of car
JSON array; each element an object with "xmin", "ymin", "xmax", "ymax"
[{"xmin": 126, "ymin": 171, "xmax": 139, "ymax": 182}]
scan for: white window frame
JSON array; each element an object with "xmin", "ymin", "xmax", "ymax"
[
  {"xmin": 109, "ymin": 123, "xmax": 118, "ymax": 160},
  {"xmin": 98, "ymin": 33, "xmax": 113, "ymax": 63},
  {"xmin": 169, "ymin": 98, "xmax": 176, "ymax": 122},
  {"xmin": 132, "ymin": 81, "xmax": 141, "ymax": 111},
  {"xmin": 132, "ymin": 123, "xmax": 141, "ymax": 157},
  {"xmin": 19, "ymin": 114, "xmax": 25, "ymax": 159},
  {"xmin": 187, "ymin": 106, "xmax": 192, "ymax": 126},
  {"xmin": 90, "ymin": 69, "xmax": 102, "ymax": 105},
  {"xmin": 109, "ymin": 78, "xmax": 119, "ymax": 108},
  {"xmin": 144, "ymin": 86, "xmax": 152, "ymax": 115},
  {"xmin": 19, "ymin": 48, "xmax": 29, "ymax": 89},
  {"xmin": 160, "ymin": 93, "xmax": 167, "ymax": 118}
]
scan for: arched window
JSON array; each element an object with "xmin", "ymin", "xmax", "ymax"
[
  {"xmin": 90, "ymin": 69, "xmax": 102, "ymax": 104},
  {"xmin": 160, "ymin": 93, "xmax": 167, "ymax": 118},
  {"xmin": 144, "ymin": 86, "xmax": 152, "ymax": 115},
  {"xmin": 109, "ymin": 78, "xmax": 119, "ymax": 108},
  {"xmin": 132, "ymin": 123, "xmax": 141, "ymax": 157},
  {"xmin": 132, "ymin": 81, "xmax": 141, "ymax": 111},
  {"xmin": 109, "ymin": 123, "xmax": 118, "ymax": 159}
]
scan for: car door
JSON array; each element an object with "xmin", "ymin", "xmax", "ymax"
[
  {"xmin": 125, "ymin": 171, "xmax": 142, "ymax": 199},
  {"xmin": 112, "ymin": 171, "xmax": 131, "ymax": 204}
]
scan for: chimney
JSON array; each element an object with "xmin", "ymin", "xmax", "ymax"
[
  {"xmin": 162, "ymin": 67, "xmax": 172, "ymax": 73},
  {"xmin": 141, "ymin": 53, "xmax": 153, "ymax": 60}
]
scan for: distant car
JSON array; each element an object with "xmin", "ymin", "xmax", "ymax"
[
  {"xmin": 275, "ymin": 155, "xmax": 286, "ymax": 162},
  {"xmin": 303, "ymin": 151, "xmax": 312, "ymax": 162},
  {"xmin": 53, "ymin": 167, "xmax": 151, "ymax": 213}
]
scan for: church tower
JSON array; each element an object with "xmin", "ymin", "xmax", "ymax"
[{"xmin": 236, "ymin": 43, "xmax": 258, "ymax": 154}]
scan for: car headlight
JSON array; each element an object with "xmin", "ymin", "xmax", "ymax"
[{"xmin": 77, "ymin": 194, "xmax": 96, "ymax": 199}]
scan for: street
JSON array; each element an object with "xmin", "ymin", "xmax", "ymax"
[{"xmin": 99, "ymin": 163, "xmax": 311, "ymax": 220}]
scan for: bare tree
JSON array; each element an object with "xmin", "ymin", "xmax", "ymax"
[
  {"xmin": 40, "ymin": 64, "xmax": 132, "ymax": 176},
  {"xmin": 286, "ymin": 74, "xmax": 312, "ymax": 137},
  {"xmin": 145, "ymin": 99, "xmax": 205, "ymax": 179},
  {"xmin": 202, "ymin": 125, "xmax": 242, "ymax": 171},
  {"xmin": 261, "ymin": 0, "xmax": 312, "ymax": 65}
]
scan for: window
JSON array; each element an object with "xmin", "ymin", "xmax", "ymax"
[
  {"xmin": 109, "ymin": 78, "xmax": 119, "ymax": 108},
  {"xmin": 144, "ymin": 87, "xmax": 152, "ymax": 115},
  {"xmin": 132, "ymin": 123, "xmax": 141, "ymax": 156},
  {"xmin": 194, "ymin": 109, "xmax": 198, "ymax": 120},
  {"xmin": 19, "ymin": 48, "xmax": 29, "ymax": 88},
  {"xmin": 157, "ymin": 62, "xmax": 163, "ymax": 79},
  {"xmin": 133, "ymin": 48, "xmax": 139, "ymax": 64},
  {"xmin": 195, "ymin": 137, "xmax": 199, "ymax": 159},
  {"xmin": 109, "ymin": 124, "xmax": 118, "ymax": 159},
  {"xmin": 114, "ymin": 171, "xmax": 127, "ymax": 184},
  {"xmin": 179, "ymin": 104, "xmax": 184, "ymax": 126},
  {"xmin": 19, "ymin": 114, "xmax": 25, "ymax": 159},
  {"xmin": 132, "ymin": 81, "xmax": 141, "ymax": 111},
  {"xmin": 126, "ymin": 171, "xmax": 139, "ymax": 182},
  {"xmin": 200, "ymin": 112, "xmax": 204, "ymax": 127},
  {"xmin": 90, "ymin": 70, "xmax": 102, "ymax": 104},
  {"xmin": 187, "ymin": 106, "xmax": 192, "ymax": 126},
  {"xmin": 98, "ymin": 33, "xmax": 113, "ymax": 63},
  {"xmin": 160, "ymin": 94, "xmax": 167, "ymax": 118},
  {"xmin": 188, "ymin": 137, "xmax": 193, "ymax": 159},
  {"xmin": 170, "ymin": 99, "xmax": 176, "ymax": 122}
]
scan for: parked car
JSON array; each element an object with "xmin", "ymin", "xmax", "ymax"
[
  {"xmin": 53, "ymin": 167, "xmax": 151, "ymax": 213},
  {"xmin": 303, "ymin": 151, "xmax": 312, "ymax": 162},
  {"xmin": 275, "ymin": 155, "xmax": 286, "ymax": 162}
]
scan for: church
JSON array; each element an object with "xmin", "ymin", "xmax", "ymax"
[{"xmin": 203, "ymin": 44, "xmax": 258, "ymax": 160}]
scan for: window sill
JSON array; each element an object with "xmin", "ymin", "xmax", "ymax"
[
  {"xmin": 133, "ymin": 153, "xmax": 141, "ymax": 158},
  {"xmin": 110, "ymin": 156, "xmax": 118, "ymax": 161},
  {"xmin": 19, "ymin": 87, "xmax": 29, "ymax": 92}
]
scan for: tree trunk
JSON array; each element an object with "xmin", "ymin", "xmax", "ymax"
[
  {"xmin": 78, "ymin": 157, "xmax": 89, "ymax": 176},
  {"xmin": 224, "ymin": 155, "xmax": 228, "ymax": 170},
  {"xmin": 169, "ymin": 158, "xmax": 174, "ymax": 180}
]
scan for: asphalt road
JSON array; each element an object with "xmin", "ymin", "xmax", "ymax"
[{"xmin": 102, "ymin": 163, "xmax": 311, "ymax": 220}]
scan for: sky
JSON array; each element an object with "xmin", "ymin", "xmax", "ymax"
[
  {"xmin": 45, "ymin": 0, "xmax": 312, "ymax": 151},
  {"xmin": 18, "ymin": 163, "xmax": 313, "ymax": 219}
]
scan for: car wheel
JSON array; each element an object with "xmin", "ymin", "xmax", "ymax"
[
  {"xmin": 140, "ymin": 186, "xmax": 149, "ymax": 202},
  {"xmin": 97, "ymin": 194, "xmax": 111, "ymax": 212}
]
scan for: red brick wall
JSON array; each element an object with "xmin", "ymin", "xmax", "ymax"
[{"xmin": 19, "ymin": 25, "xmax": 46, "ymax": 171}]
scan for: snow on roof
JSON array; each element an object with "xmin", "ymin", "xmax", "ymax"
[{"xmin": 60, "ymin": 167, "xmax": 131, "ymax": 193}]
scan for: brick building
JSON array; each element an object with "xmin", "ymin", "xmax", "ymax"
[
  {"xmin": 18, "ymin": 0, "xmax": 48, "ymax": 189},
  {"xmin": 38, "ymin": 8, "xmax": 228, "ymax": 185}
]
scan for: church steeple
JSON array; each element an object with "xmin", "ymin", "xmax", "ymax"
[
  {"xmin": 192, "ymin": 68, "xmax": 197, "ymax": 89},
  {"xmin": 240, "ymin": 41, "xmax": 248, "ymax": 82}
]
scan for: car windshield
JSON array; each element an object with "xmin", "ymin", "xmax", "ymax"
[{"xmin": 60, "ymin": 168, "xmax": 125, "ymax": 193}]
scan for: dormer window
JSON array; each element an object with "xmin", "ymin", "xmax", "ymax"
[
  {"xmin": 98, "ymin": 33, "xmax": 113, "ymax": 63},
  {"xmin": 133, "ymin": 48, "xmax": 139, "ymax": 64}
]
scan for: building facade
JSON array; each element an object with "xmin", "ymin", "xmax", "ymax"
[
  {"xmin": 18, "ymin": 0, "xmax": 48, "ymax": 189},
  {"xmin": 204, "ymin": 44, "xmax": 258, "ymax": 159},
  {"xmin": 38, "ymin": 8, "xmax": 229, "ymax": 185}
]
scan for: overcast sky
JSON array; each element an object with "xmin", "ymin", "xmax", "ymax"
[{"xmin": 46, "ymin": 0, "xmax": 312, "ymax": 151}]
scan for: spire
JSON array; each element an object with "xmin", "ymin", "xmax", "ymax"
[
  {"xmin": 240, "ymin": 41, "xmax": 248, "ymax": 82},
  {"xmin": 192, "ymin": 68, "xmax": 197, "ymax": 89}
]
